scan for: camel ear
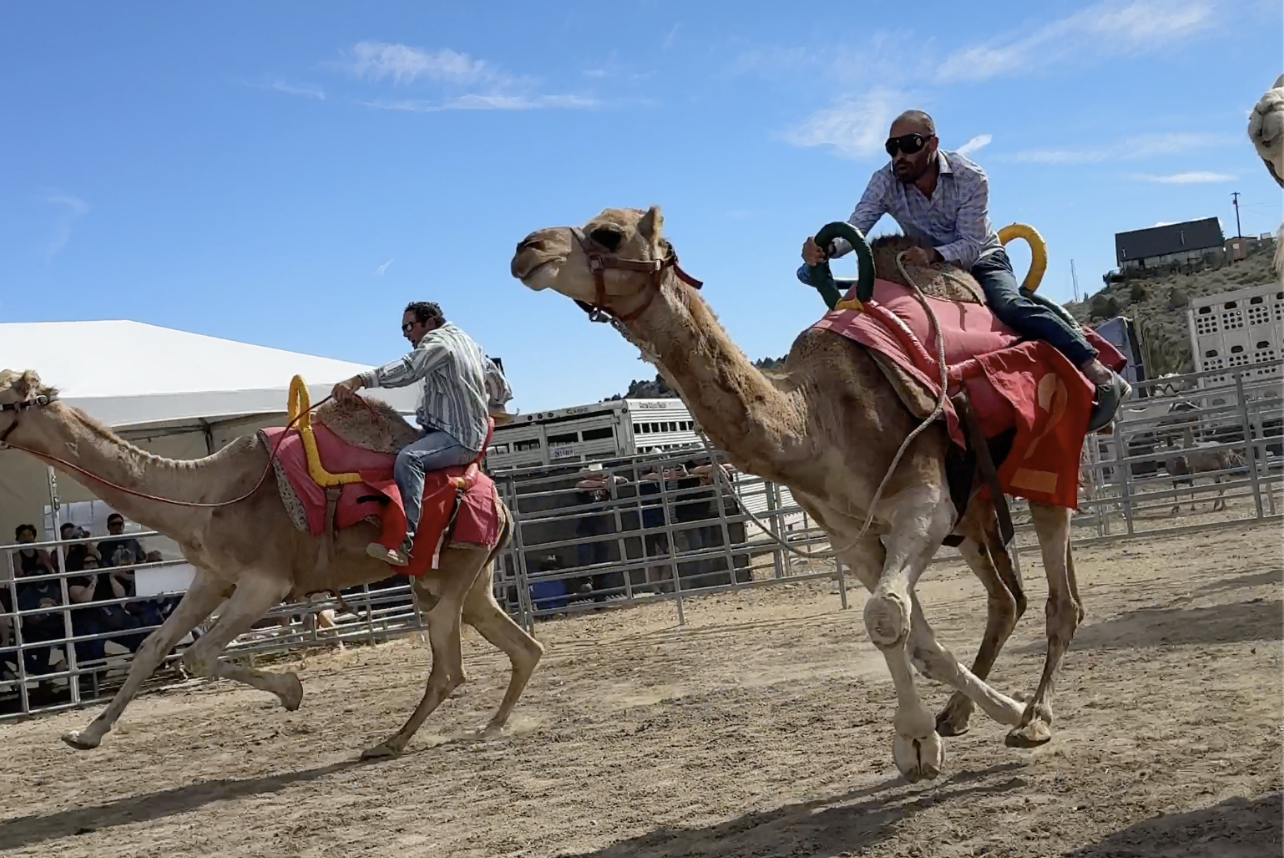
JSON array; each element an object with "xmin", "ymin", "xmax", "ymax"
[
  {"xmin": 17, "ymin": 371, "xmax": 41, "ymax": 396},
  {"xmin": 637, "ymin": 205, "xmax": 664, "ymax": 246}
]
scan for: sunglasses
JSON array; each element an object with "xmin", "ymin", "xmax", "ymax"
[
  {"xmin": 885, "ymin": 133, "xmax": 929, "ymax": 157},
  {"xmin": 401, "ymin": 322, "xmax": 416, "ymax": 333}
]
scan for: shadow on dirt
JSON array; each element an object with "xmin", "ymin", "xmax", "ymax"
[
  {"xmin": 1196, "ymin": 568, "xmax": 1282, "ymax": 595},
  {"xmin": 1057, "ymin": 792, "xmax": 1281, "ymax": 857},
  {"xmin": 1020, "ymin": 599, "xmax": 1282, "ymax": 653},
  {"xmin": 0, "ymin": 760, "xmax": 361, "ymax": 850},
  {"xmin": 553, "ymin": 762, "xmax": 1028, "ymax": 858}
]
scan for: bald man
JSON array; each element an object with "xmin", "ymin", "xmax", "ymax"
[{"xmin": 802, "ymin": 109, "xmax": 1130, "ymax": 432}]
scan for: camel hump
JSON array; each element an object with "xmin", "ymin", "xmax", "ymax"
[
  {"xmin": 869, "ymin": 235, "xmax": 986, "ymax": 304},
  {"xmin": 313, "ymin": 395, "xmax": 421, "ymax": 455}
]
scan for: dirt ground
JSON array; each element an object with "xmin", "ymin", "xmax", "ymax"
[{"xmin": 0, "ymin": 521, "xmax": 1280, "ymax": 857}]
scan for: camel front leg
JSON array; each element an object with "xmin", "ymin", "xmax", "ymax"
[
  {"xmin": 860, "ymin": 485, "xmax": 958, "ymax": 783},
  {"xmin": 62, "ymin": 570, "xmax": 229, "ymax": 750},
  {"xmin": 935, "ymin": 533, "xmax": 1026, "ymax": 736},
  {"xmin": 179, "ymin": 572, "xmax": 299, "ymax": 709},
  {"xmin": 1007, "ymin": 502, "xmax": 1080, "ymax": 748}
]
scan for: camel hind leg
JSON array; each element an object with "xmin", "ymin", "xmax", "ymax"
[
  {"xmin": 179, "ymin": 572, "xmax": 300, "ymax": 709},
  {"xmin": 62, "ymin": 569, "xmax": 230, "ymax": 750},
  {"xmin": 462, "ymin": 567, "xmax": 544, "ymax": 735}
]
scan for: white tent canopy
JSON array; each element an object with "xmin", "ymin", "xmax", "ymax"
[
  {"xmin": 0, "ymin": 320, "xmax": 417, "ymax": 431},
  {"xmin": 0, "ymin": 320, "xmax": 418, "ymax": 547}
]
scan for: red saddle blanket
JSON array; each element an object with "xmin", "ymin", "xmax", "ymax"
[
  {"xmin": 813, "ymin": 278, "xmax": 1125, "ymax": 509},
  {"xmin": 260, "ymin": 423, "xmax": 500, "ymax": 576}
]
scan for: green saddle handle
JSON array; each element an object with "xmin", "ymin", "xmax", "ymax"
[{"xmin": 804, "ymin": 222, "xmax": 876, "ymax": 310}]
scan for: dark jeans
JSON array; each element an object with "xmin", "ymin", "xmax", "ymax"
[
  {"xmin": 393, "ymin": 427, "xmax": 478, "ymax": 543},
  {"xmin": 972, "ymin": 249, "xmax": 1097, "ymax": 367}
]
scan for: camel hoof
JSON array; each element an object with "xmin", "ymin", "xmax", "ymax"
[
  {"xmin": 279, "ymin": 674, "xmax": 304, "ymax": 711},
  {"xmin": 894, "ymin": 731, "xmax": 945, "ymax": 783},
  {"xmin": 934, "ymin": 697, "xmax": 973, "ymax": 737},
  {"xmin": 61, "ymin": 730, "xmax": 100, "ymax": 750},
  {"xmin": 359, "ymin": 742, "xmax": 400, "ymax": 761},
  {"xmin": 1005, "ymin": 719, "xmax": 1053, "ymax": 748}
]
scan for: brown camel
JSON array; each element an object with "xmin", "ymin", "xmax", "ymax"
[
  {"xmin": 0, "ymin": 371, "xmax": 544, "ymax": 758},
  {"xmin": 511, "ymin": 206, "xmax": 1086, "ymax": 782}
]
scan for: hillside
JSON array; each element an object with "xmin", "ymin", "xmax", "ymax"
[
  {"xmin": 610, "ymin": 356, "xmax": 786, "ymax": 399},
  {"xmin": 1063, "ymin": 245, "xmax": 1281, "ymax": 375}
]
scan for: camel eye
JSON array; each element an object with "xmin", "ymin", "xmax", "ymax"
[{"xmin": 589, "ymin": 227, "xmax": 623, "ymax": 252}]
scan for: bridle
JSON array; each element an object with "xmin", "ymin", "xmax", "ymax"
[
  {"xmin": 568, "ymin": 226, "xmax": 704, "ymax": 325},
  {"xmin": 0, "ymin": 394, "xmax": 49, "ymax": 445}
]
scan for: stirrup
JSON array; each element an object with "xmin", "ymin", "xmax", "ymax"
[{"xmin": 1086, "ymin": 372, "xmax": 1133, "ymax": 433}]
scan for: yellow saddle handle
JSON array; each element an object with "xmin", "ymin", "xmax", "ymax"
[
  {"xmin": 997, "ymin": 223, "xmax": 1048, "ymax": 292},
  {"xmin": 288, "ymin": 375, "xmax": 363, "ymax": 487}
]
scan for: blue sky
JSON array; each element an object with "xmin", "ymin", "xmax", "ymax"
[{"xmin": 2, "ymin": 1, "xmax": 1281, "ymax": 412}]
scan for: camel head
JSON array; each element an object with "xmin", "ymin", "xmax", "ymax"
[
  {"xmin": 1248, "ymin": 74, "xmax": 1284, "ymax": 188},
  {"xmin": 510, "ymin": 205, "xmax": 679, "ymax": 320},
  {"xmin": 0, "ymin": 369, "xmax": 58, "ymax": 441}
]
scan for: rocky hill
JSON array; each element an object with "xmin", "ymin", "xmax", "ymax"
[
  {"xmin": 1064, "ymin": 244, "xmax": 1281, "ymax": 375},
  {"xmin": 610, "ymin": 356, "xmax": 786, "ymax": 400}
]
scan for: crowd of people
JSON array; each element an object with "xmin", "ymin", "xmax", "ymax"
[{"xmin": 1, "ymin": 513, "xmax": 177, "ymax": 686}]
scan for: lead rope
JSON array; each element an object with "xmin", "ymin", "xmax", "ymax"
[{"xmin": 696, "ymin": 250, "xmax": 950, "ymax": 561}]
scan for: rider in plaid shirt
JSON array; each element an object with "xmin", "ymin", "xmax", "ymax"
[{"xmin": 802, "ymin": 109, "xmax": 1131, "ymax": 432}]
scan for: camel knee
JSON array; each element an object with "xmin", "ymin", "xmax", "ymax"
[
  {"xmin": 864, "ymin": 592, "xmax": 911, "ymax": 649},
  {"xmin": 181, "ymin": 644, "xmax": 218, "ymax": 678}
]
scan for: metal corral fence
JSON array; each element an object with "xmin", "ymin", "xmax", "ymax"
[{"xmin": 3, "ymin": 360, "xmax": 1279, "ymax": 719}]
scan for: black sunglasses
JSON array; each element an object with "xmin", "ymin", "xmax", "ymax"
[
  {"xmin": 402, "ymin": 322, "xmax": 416, "ymax": 333},
  {"xmin": 885, "ymin": 133, "xmax": 929, "ymax": 157}
]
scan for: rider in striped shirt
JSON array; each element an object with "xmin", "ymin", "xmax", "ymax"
[{"xmin": 334, "ymin": 301, "xmax": 511, "ymax": 567}]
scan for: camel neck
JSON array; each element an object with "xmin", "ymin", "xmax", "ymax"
[
  {"xmin": 13, "ymin": 404, "xmax": 227, "ymax": 537},
  {"xmin": 624, "ymin": 275, "xmax": 806, "ymax": 481}
]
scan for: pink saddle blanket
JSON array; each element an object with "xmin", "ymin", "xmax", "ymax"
[
  {"xmin": 813, "ymin": 278, "xmax": 1126, "ymax": 509},
  {"xmin": 260, "ymin": 422, "xmax": 500, "ymax": 575}
]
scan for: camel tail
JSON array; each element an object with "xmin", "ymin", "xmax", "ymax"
[{"xmin": 984, "ymin": 516, "xmax": 1026, "ymax": 612}]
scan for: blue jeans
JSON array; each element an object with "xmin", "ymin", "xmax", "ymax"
[
  {"xmin": 393, "ymin": 427, "xmax": 478, "ymax": 545},
  {"xmin": 972, "ymin": 250, "xmax": 1097, "ymax": 367}
]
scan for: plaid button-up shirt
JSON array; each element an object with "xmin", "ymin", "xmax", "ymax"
[
  {"xmin": 833, "ymin": 150, "xmax": 1002, "ymax": 269},
  {"xmin": 359, "ymin": 321, "xmax": 510, "ymax": 452}
]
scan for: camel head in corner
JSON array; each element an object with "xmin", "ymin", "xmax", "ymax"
[
  {"xmin": 510, "ymin": 205, "xmax": 675, "ymax": 318},
  {"xmin": 0, "ymin": 368, "xmax": 55, "ymax": 420}
]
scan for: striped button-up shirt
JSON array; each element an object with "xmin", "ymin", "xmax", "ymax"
[
  {"xmin": 359, "ymin": 321, "xmax": 510, "ymax": 452},
  {"xmin": 834, "ymin": 150, "xmax": 1002, "ymax": 269}
]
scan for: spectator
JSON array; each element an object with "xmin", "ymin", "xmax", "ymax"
[
  {"xmin": 97, "ymin": 513, "xmax": 145, "ymax": 568},
  {"xmin": 14, "ymin": 534, "xmax": 67, "ymax": 677},
  {"xmin": 638, "ymin": 465, "xmax": 684, "ymax": 593},
  {"xmin": 59, "ymin": 522, "xmax": 99, "ymax": 572},
  {"xmin": 573, "ymin": 466, "xmax": 625, "ymax": 602},
  {"xmin": 69, "ymin": 552, "xmax": 147, "ymax": 664}
]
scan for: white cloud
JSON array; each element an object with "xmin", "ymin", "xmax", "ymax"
[
  {"xmin": 1008, "ymin": 132, "xmax": 1233, "ymax": 164},
  {"xmin": 782, "ymin": 90, "xmax": 906, "ymax": 160},
  {"xmin": 373, "ymin": 258, "xmax": 394, "ymax": 276},
  {"xmin": 936, "ymin": 0, "xmax": 1216, "ymax": 83},
  {"xmin": 238, "ymin": 77, "xmax": 326, "ymax": 100},
  {"xmin": 343, "ymin": 41, "xmax": 512, "ymax": 88},
  {"xmin": 1131, "ymin": 171, "xmax": 1237, "ymax": 183},
  {"xmin": 955, "ymin": 133, "xmax": 992, "ymax": 156},
  {"xmin": 44, "ymin": 193, "xmax": 89, "ymax": 260},
  {"xmin": 365, "ymin": 93, "xmax": 596, "ymax": 112}
]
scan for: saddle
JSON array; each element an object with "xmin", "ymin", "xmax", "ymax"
[
  {"xmin": 260, "ymin": 377, "xmax": 501, "ymax": 577},
  {"xmin": 813, "ymin": 271, "xmax": 1126, "ymax": 522}
]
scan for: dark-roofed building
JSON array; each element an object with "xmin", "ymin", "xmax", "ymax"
[{"xmin": 1115, "ymin": 217, "xmax": 1226, "ymax": 271}]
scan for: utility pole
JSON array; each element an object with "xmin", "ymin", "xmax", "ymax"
[
  {"xmin": 1231, "ymin": 191, "xmax": 1242, "ymax": 238},
  {"xmin": 1070, "ymin": 259, "xmax": 1080, "ymax": 303}
]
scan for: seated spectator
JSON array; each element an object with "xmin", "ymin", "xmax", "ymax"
[
  {"xmin": 60, "ymin": 522, "xmax": 99, "ymax": 572},
  {"xmin": 96, "ymin": 513, "xmax": 145, "ymax": 568},
  {"xmin": 14, "ymin": 540, "xmax": 67, "ymax": 677},
  {"xmin": 10, "ymin": 524, "xmax": 54, "ymax": 579},
  {"xmin": 69, "ymin": 552, "xmax": 148, "ymax": 664}
]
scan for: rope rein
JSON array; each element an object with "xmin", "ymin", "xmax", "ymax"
[{"xmin": 697, "ymin": 250, "xmax": 950, "ymax": 562}]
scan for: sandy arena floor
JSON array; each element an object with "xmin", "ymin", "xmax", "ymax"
[{"xmin": 0, "ymin": 521, "xmax": 1280, "ymax": 857}]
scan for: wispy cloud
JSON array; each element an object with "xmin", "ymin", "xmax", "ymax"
[
  {"xmin": 43, "ymin": 193, "xmax": 89, "ymax": 260},
  {"xmin": 935, "ymin": 0, "xmax": 1216, "ymax": 83},
  {"xmin": 1007, "ymin": 132, "xmax": 1234, "ymax": 164},
  {"xmin": 373, "ymin": 258, "xmax": 394, "ymax": 276},
  {"xmin": 955, "ymin": 134, "xmax": 992, "ymax": 156},
  {"xmin": 365, "ymin": 94, "xmax": 597, "ymax": 112},
  {"xmin": 661, "ymin": 24, "xmax": 681, "ymax": 52},
  {"xmin": 341, "ymin": 41, "xmax": 514, "ymax": 88},
  {"xmin": 782, "ymin": 90, "xmax": 908, "ymax": 160},
  {"xmin": 1131, "ymin": 171, "xmax": 1237, "ymax": 183},
  {"xmin": 237, "ymin": 77, "xmax": 326, "ymax": 100}
]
